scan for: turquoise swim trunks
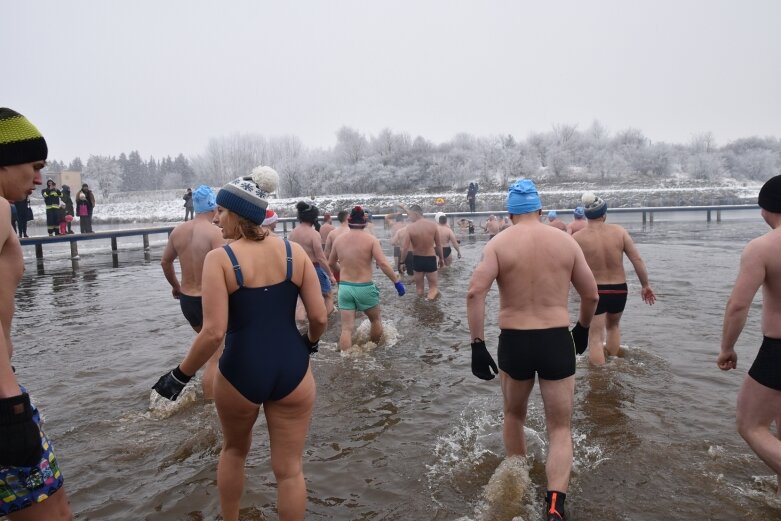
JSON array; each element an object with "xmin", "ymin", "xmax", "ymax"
[{"xmin": 338, "ymin": 281, "xmax": 380, "ymax": 311}]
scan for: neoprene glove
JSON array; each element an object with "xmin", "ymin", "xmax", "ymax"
[
  {"xmin": 0, "ymin": 393, "xmax": 43, "ymax": 467},
  {"xmin": 571, "ymin": 322, "xmax": 589, "ymax": 355},
  {"xmin": 471, "ymin": 339, "xmax": 498, "ymax": 380},
  {"xmin": 302, "ymin": 332, "xmax": 319, "ymax": 354},
  {"xmin": 394, "ymin": 280, "xmax": 406, "ymax": 296},
  {"xmin": 152, "ymin": 366, "xmax": 191, "ymax": 401}
]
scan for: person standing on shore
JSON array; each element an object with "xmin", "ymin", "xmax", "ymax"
[
  {"xmin": 328, "ymin": 206, "xmax": 405, "ymax": 350},
  {"xmin": 42, "ymin": 178, "xmax": 61, "ymax": 236},
  {"xmin": 0, "ymin": 107, "xmax": 72, "ymax": 519},
  {"xmin": 13, "ymin": 197, "xmax": 30, "ymax": 238},
  {"xmin": 572, "ymin": 192, "xmax": 656, "ymax": 365},
  {"xmin": 467, "ymin": 178, "xmax": 597, "ymax": 521},
  {"xmin": 161, "ymin": 184, "xmax": 225, "ymax": 400},
  {"xmin": 717, "ymin": 174, "xmax": 781, "ymax": 495},
  {"xmin": 60, "ymin": 185, "xmax": 74, "ymax": 234},
  {"xmin": 183, "ymin": 188, "xmax": 193, "ymax": 221}
]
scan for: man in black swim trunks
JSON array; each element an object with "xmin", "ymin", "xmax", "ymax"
[
  {"xmin": 718, "ymin": 175, "xmax": 781, "ymax": 495},
  {"xmin": 161, "ymin": 185, "xmax": 225, "ymax": 399},
  {"xmin": 400, "ymin": 204, "xmax": 444, "ymax": 299},
  {"xmin": 467, "ymin": 179, "xmax": 598, "ymax": 521},
  {"xmin": 572, "ymin": 192, "xmax": 656, "ymax": 365}
]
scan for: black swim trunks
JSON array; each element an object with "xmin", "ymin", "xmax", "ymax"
[
  {"xmin": 179, "ymin": 293, "xmax": 203, "ymax": 329},
  {"xmin": 413, "ymin": 255, "xmax": 437, "ymax": 273},
  {"xmin": 748, "ymin": 336, "xmax": 781, "ymax": 391},
  {"xmin": 393, "ymin": 246, "xmax": 401, "ymax": 258},
  {"xmin": 403, "ymin": 252, "xmax": 414, "ymax": 275},
  {"xmin": 595, "ymin": 283, "xmax": 628, "ymax": 315},
  {"xmin": 443, "ymin": 247, "xmax": 451, "ymax": 259},
  {"xmin": 498, "ymin": 327, "xmax": 575, "ymax": 381}
]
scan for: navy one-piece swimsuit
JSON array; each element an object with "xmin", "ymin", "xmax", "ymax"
[{"xmin": 218, "ymin": 240, "xmax": 310, "ymax": 404}]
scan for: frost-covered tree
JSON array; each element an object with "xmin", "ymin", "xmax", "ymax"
[
  {"xmin": 83, "ymin": 155, "xmax": 122, "ymax": 197},
  {"xmin": 334, "ymin": 126, "xmax": 368, "ymax": 165}
]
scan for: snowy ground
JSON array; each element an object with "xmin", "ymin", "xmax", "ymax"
[{"xmin": 25, "ymin": 180, "xmax": 762, "ymax": 225}]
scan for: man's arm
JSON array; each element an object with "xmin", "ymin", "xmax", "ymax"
[
  {"xmin": 571, "ymin": 245, "xmax": 598, "ymax": 326},
  {"xmin": 400, "ymin": 233, "xmax": 411, "ymax": 264},
  {"xmin": 160, "ymin": 232, "xmax": 181, "ymax": 298},
  {"xmin": 449, "ymin": 229, "xmax": 462, "ymax": 258},
  {"xmin": 433, "ymin": 224, "xmax": 444, "ymax": 267},
  {"xmin": 327, "ymin": 238, "xmax": 340, "ymax": 274},
  {"xmin": 311, "ymin": 233, "xmax": 335, "ymax": 281},
  {"xmin": 0, "ymin": 209, "xmax": 19, "ymax": 397},
  {"xmin": 719, "ymin": 241, "xmax": 765, "ymax": 370},
  {"xmin": 466, "ymin": 246, "xmax": 499, "ymax": 341},
  {"xmin": 372, "ymin": 238, "xmax": 399, "ymax": 283},
  {"xmin": 623, "ymin": 229, "xmax": 656, "ymax": 304}
]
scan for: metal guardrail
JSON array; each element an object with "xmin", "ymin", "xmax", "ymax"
[{"xmin": 18, "ymin": 204, "xmax": 760, "ymax": 265}]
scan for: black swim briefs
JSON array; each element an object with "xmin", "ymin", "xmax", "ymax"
[
  {"xmin": 393, "ymin": 246, "xmax": 401, "ymax": 258},
  {"xmin": 748, "ymin": 336, "xmax": 781, "ymax": 391},
  {"xmin": 498, "ymin": 327, "xmax": 575, "ymax": 381},
  {"xmin": 413, "ymin": 255, "xmax": 437, "ymax": 273},
  {"xmin": 402, "ymin": 252, "xmax": 414, "ymax": 275},
  {"xmin": 443, "ymin": 247, "xmax": 451, "ymax": 259},
  {"xmin": 595, "ymin": 282, "xmax": 628, "ymax": 315},
  {"xmin": 179, "ymin": 293, "xmax": 203, "ymax": 329}
]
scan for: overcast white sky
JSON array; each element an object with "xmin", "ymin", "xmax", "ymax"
[{"xmin": 4, "ymin": 0, "xmax": 780, "ymax": 162}]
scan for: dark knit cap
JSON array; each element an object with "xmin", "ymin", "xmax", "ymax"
[
  {"xmin": 296, "ymin": 201, "xmax": 319, "ymax": 224},
  {"xmin": 758, "ymin": 175, "xmax": 781, "ymax": 213},
  {"xmin": 0, "ymin": 108, "xmax": 48, "ymax": 167},
  {"xmin": 348, "ymin": 205, "xmax": 367, "ymax": 227}
]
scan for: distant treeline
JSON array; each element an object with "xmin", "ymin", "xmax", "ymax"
[{"xmin": 45, "ymin": 122, "xmax": 781, "ymax": 198}]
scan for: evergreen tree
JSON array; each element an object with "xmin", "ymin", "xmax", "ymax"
[{"xmin": 68, "ymin": 157, "xmax": 84, "ymax": 171}]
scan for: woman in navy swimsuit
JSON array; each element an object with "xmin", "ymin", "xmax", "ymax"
[{"xmin": 153, "ymin": 166, "xmax": 327, "ymax": 521}]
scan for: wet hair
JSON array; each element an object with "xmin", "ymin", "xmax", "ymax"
[
  {"xmin": 409, "ymin": 204, "xmax": 423, "ymax": 214},
  {"xmin": 235, "ymin": 214, "xmax": 268, "ymax": 242},
  {"xmin": 395, "ymin": 213, "xmax": 404, "ymax": 222},
  {"xmin": 337, "ymin": 210, "xmax": 349, "ymax": 223},
  {"xmin": 438, "ymin": 216, "xmax": 447, "ymax": 224}
]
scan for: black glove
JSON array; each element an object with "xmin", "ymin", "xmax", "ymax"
[
  {"xmin": 571, "ymin": 322, "xmax": 589, "ymax": 355},
  {"xmin": 0, "ymin": 393, "xmax": 43, "ymax": 467},
  {"xmin": 471, "ymin": 339, "xmax": 498, "ymax": 380},
  {"xmin": 302, "ymin": 332, "xmax": 319, "ymax": 354},
  {"xmin": 152, "ymin": 366, "xmax": 191, "ymax": 401}
]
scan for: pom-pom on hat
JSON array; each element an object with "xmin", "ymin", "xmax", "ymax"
[
  {"xmin": 0, "ymin": 108, "xmax": 48, "ymax": 167},
  {"xmin": 435, "ymin": 211, "xmax": 446, "ymax": 222},
  {"xmin": 216, "ymin": 165, "xmax": 279, "ymax": 224},
  {"xmin": 192, "ymin": 185, "xmax": 217, "ymax": 214},
  {"xmin": 348, "ymin": 205, "xmax": 368, "ymax": 227},
  {"xmin": 263, "ymin": 209, "xmax": 279, "ymax": 225},
  {"xmin": 506, "ymin": 179, "xmax": 542, "ymax": 215},
  {"xmin": 582, "ymin": 192, "xmax": 607, "ymax": 219},
  {"xmin": 758, "ymin": 175, "xmax": 781, "ymax": 213}
]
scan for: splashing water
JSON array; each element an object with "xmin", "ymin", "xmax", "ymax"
[
  {"xmin": 475, "ymin": 456, "xmax": 538, "ymax": 521},
  {"xmin": 146, "ymin": 382, "xmax": 200, "ymax": 419},
  {"xmin": 340, "ymin": 319, "xmax": 400, "ymax": 355}
]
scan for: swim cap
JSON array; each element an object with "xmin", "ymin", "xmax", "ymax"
[
  {"xmin": 263, "ymin": 209, "xmax": 278, "ymax": 225},
  {"xmin": 758, "ymin": 175, "xmax": 781, "ymax": 213},
  {"xmin": 348, "ymin": 205, "xmax": 367, "ymax": 227},
  {"xmin": 506, "ymin": 179, "xmax": 542, "ymax": 215},
  {"xmin": 192, "ymin": 185, "xmax": 216, "ymax": 214},
  {"xmin": 548, "ymin": 210, "xmax": 557, "ymax": 220},
  {"xmin": 582, "ymin": 192, "xmax": 607, "ymax": 219},
  {"xmin": 216, "ymin": 165, "xmax": 279, "ymax": 224},
  {"xmin": 573, "ymin": 206, "xmax": 585, "ymax": 219},
  {"xmin": 0, "ymin": 108, "xmax": 48, "ymax": 167}
]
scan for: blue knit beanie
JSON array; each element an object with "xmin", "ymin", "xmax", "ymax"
[{"xmin": 216, "ymin": 166, "xmax": 279, "ymax": 224}]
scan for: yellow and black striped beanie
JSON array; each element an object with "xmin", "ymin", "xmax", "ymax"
[{"xmin": 0, "ymin": 108, "xmax": 48, "ymax": 167}]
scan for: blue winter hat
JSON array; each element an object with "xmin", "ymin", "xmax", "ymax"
[
  {"xmin": 573, "ymin": 206, "xmax": 585, "ymax": 219},
  {"xmin": 548, "ymin": 210, "xmax": 557, "ymax": 220},
  {"xmin": 192, "ymin": 185, "xmax": 216, "ymax": 214},
  {"xmin": 506, "ymin": 179, "xmax": 542, "ymax": 215},
  {"xmin": 216, "ymin": 166, "xmax": 279, "ymax": 224}
]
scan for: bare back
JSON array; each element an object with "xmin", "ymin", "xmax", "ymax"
[
  {"xmin": 754, "ymin": 229, "xmax": 781, "ymax": 338},
  {"xmin": 485, "ymin": 219, "xmax": 502, "ymax": 235},
  {"xmin": 289, "ymin": 223, "xmax": 324, "ymax": 264},
  {"xmin": 572, "ymin": 221, "xmax": 630, "ymax": 284},
  {"xmin": 164, "ymin": 217, "xmax": 224, "ymax": 295},
  {"xmin": 479, "ymin": 220, "xmax": 593, "ymax": 330},
  {"xmin": 330, "ymin": 229, "xmax": 388, "ymax": 283},
  {"xmin": 324, "ymin": 224, "xmax": 348, "ymax": 258},
  {"xmin": 437, "ymin": 224, "xmax": 458, "ymax": 248},
  {"xmin": 319, "ymin": 222, "xmax": 335, "ymax": 245},
  {"xmin": 406, "ymin": 218, "xmax": 439, "ymax": 256}
]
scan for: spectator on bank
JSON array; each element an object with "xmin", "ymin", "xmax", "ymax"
[
  {"xmin": 76, "ymin": 192, "xmax": 93, "ymax": 233},
  {"xmin": 467, "ymin": 182, "xmax": 478, "ymax": 213},
  {"xmin": 14, "ymin": 197, "xmax": 30, "ymax": 238},
  {"xmin": 42, "ymin": 178, "xmax": 61, "ymax": 236},
  {"xmin": 10, "ymin": 201, "xmax": 17, "ymax": 234},
  {"xmin": 183, "ymin": 188, "xmax": 194, "ymax": 221},
  {"xmin": 60, "ymin": 184, "xmax": 75, "ymax": 234},
  {"xmin": 77, "ymin": 183, "xmax": 96, "ymax": 217}
]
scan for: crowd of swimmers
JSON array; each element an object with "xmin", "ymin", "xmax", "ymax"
[{"xmin": 2, "ymin": 107, "xmax": 781, "ymax": 521}]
